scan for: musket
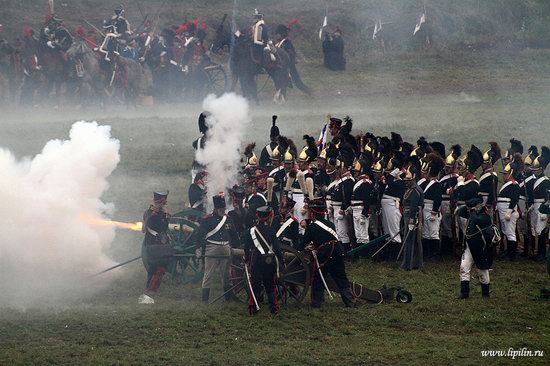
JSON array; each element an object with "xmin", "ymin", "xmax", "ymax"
[
  {"xmin": 81, "ymin": 18, "xmax": 106, "ymax": 38},
  {"xmin": 89, "ymin": 256, "xmax": 141, "ymax": 277},
  {"xmin": 311, "ymin": 250, "xmax": 334, "ymax": 299}
]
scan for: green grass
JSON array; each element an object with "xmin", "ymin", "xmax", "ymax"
[
  {"xmin": 0, "ymin": 260, "xmax": 548, "ymax": 365},
  {"xmin": 1, "ymin": 48, "xmax": 550, "ymax": 364}
]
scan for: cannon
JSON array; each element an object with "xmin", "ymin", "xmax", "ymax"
[{"xmin": 99, "ymin": 209, "xmax": 412, "ymax": 305}]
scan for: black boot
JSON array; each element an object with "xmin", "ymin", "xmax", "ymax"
[
  {"xmin": 340, "ymin": 287, "xmax": 356, "ymax": 308},
  {"xmin": 481, "ymin": 283, "xmax": 490, "ymax": 298},
  {"xmin": 431, "ymin": 239, "xmax": 441, "ymax": 259},
  {"xmin": 507, "ymin": 241, "xmax": 517, "ymax": 261},
  {"xmin": 266, "ymin": 291, "xmax": 279, "ymax": 315},
  {"xmin": 458, "ymin": 281, "xmax": 470, "ymax": 299},
  {"xmin": 536, "ymin": 234, "xmax": 547, "ymax": 260},
  {"xmin": 201, "ymin": 288, "xmax": 210, "ymax": 303},
  {"xmin": 522, "ymin": 234, "xmax": 531, "ymax": 257}
]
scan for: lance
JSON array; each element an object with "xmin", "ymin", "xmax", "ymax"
[{"xmin": 81, "ymin": 18, "xmax": 105, "ymax": 38}]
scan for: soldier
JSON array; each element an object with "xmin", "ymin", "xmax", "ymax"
[
  {"xmin": 401, "ymin": 157, "xmax": 424, "ymax": 270},
  {"xmin": 251, "ymin": 9, "xmax": 268, "ymax": 69},
  {"xmin": 243, "ymin": 206, "xmax": 284, "ymax": 315},
  {"xmin": 422, "ymin": 154, "xmax": 444, "ymax": 259},
  {"xmin": 191, "ymin": 112, "xmax": 208, "ymax": 182},
  {"xmin": 272, "ymin": 197, "xmax": 300, "ymax": 248},
  {"xmin": 259, "ymin": 115, "xmax": 280, "ymax": 168},
  {"xmin": 457, "ymin": 197, "xmax": 495, "ymax": 299},
  {"xmin": 351, "ymin": 157, "xmax": 375, "ymax": 255},
  {"xmin": 453, "ymin": 145, "xmax": 483, "ymax": 243},
  {"xmin": 523, "ymin": 146, "xmax": 538, "ymax": 257},
  {"xmin": 111, "ymin": 5, "xmax": 131, "ymax": 38},
  {"xmin": 529, "ymin": 146, "xmax": 550, "ymax": 260},
  {"xmin": 478, "ymin": 142, "xmax": 501, "ymax": 211},
  {"xmin": 245, "ymin": 167, "xmax": 270, "ymax": 228},
  {"xmin": 381, "ymin": 151, "xmax": 407, "ymax": 259},
  {"xmin": 196, "ymin": 193, "xmax": 241, "ymax": 303},
  {"xmin": 227, "ymin": 185, "xmax": 248, "ymax": 241},
  {"xmin": 44, "ymin": 17, "xmax": 73, "ymax": 53},
  {"xmin": 142, "ymin": 191, "xmax": 172, "ymax": 292},
  {"xmin": 298, "ymin": 199, "xmax": 355, "ymax": 308},
  {"xmin": 370, "ymin": 155, "xmax": 389, "ymax": 241},
  {"xmin": 293, "ymin": 135, "xmax": 317, "ymax": 229},
  {"xmin": 188, "ymin": 171, "xmax": 207, "ymax": 213},
  {"xmin": 497, "ymin": 154, "xmax": 522, "ymax": 260},
  {"xmin": 274, "ymin": 22, "xmax": 311, "ymax": 95},
  {"xmin": 326, "ymin": 146, "xmax": 355, "ymax": 253},
  {"xmin": 440, "ymin": 145, "xmax": 461, "ymax": 256}
]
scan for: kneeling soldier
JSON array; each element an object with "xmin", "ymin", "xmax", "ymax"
[
  {"xmin": 298, "ymin": 199, "xmax": 355, "ymax": 308},
  {"xmin": 244, "ymin": 206, "xmax": 284, "ymax": 315}
]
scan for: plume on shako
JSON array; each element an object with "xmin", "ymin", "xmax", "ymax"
[
  {"xmin": 445, "ymin": 144, "xmax": 462, "ymax": 167},
  {"xmin": 390, "ymin": 132, "xmax": 403, "ymax": 151},
  {"xmin": 482, "ymin": 142, "xmax": 502, "ymax": 165},
  {"xmin": 411, "ymin": 137, "xmax": 432, "ymax": 159},
  {"xmin": 426, "ymin": 153, "xmax": 445, "ymax": 177},
  {"xmin": 524, "ymin": 145, "xmax": 538, "ymax": 166},
  {"xmin": 506, "ymin": 138, "xmax": 523, "ymax": 158},
  {"xmin": 270, "ymin": 115, "xmax": 280, "ymax": 139},
  {"xmin": 530, "ymin": 146, "xmax": 550, "ymax": 171},
  {"xmin": 429, "ymin": 142, "xmax": 446, "ymax": 159},
  {"xmin": 243, "ymin": 143, "xmax": 257, "ymax": 172},
  {"xmin": 338, "ymin": 144, "xmax": 356, "ymax": 168},
  {"xmin": 465, "ymin": 145, "xmax": 483, "ymax": 173},
  {"xmin": 298, "ymin": 135, "xmax": 318, "ymax": 163},
  {"xmin": 400, "ymin": 141, "xmax": 414, "ymax": 157},
  {"xmin": 404, "ymin": 155, "xmax": 422, "ymax": 180},
  {"xmin": 502, "ymin": 153, "xmax": 524, "ymax": 177}
]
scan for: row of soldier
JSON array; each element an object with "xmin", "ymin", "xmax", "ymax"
[{"xmin": 141, "ymin": 112, "xmax": 550, "ymax": 314}]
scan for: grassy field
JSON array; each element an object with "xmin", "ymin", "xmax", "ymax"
[{"xmin": 1, "ymin": 48, "xmax": 550, "ymax": 364}]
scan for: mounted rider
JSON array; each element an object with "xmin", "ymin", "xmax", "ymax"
[
  {"xmin": 99, "ymin": 6, "xmax": 132, "ymax": 62},
  {"xmin": 42, "ymin": 16, "xmax": 73, "ymax": 55},
  {"xmin": 250, "ymin": 9, "xmax": 269, "ymax": 69}
]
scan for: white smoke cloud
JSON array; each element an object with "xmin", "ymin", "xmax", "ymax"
[
  {"xmin": 196, "ymin": 93, "xmax": 251, "ymax": 207},
  {"xmin": 0, "ymin": 121, "xmax": 120, "ymax": 308}
]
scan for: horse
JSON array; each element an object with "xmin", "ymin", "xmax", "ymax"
[
  {"xmin": 65, "ymin": 37, "xmax": 106, "ymax": 107},
  {"xmin": 0, "ymin": 40, "xmax": 16, "ymax": 104},
  {"xmin": 210, "ymin": 16, "xmax": 294, "ymax": 104},
  {"xmin": 109, "ymin": 53, "xmax": 152, "ymax": 106}
]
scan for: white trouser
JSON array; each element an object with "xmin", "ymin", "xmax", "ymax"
[
  {"xmin": 496, "ymin": 202, "xmax": 519, "ymax": 241},
  {"xmin": 352, "ymin": 205, "xmax": 370, "ymax": 244},
  {"xmin": 460, "ymin": 246, "xmax": 490, "ymax": 284},
  {"xmin": 381, "ymin": 197, "xmax": 402, "ymax": 243},
  {"xmin": 531, "ymin": 202, "xmax": 548, "ymax": 236},
  {"xmin": 326, "ymin": 199, "xmax": 334, "ymax": 224},
  {"xmin": 517, "ymin": 197, "xmax": 527, "ymax": 234},
  {"xmin": 456, "ymin": 204, "xmax": 467, "ymax": 233},
  {"xmin": 293, "ymin": 193, "xmax": 307, "ymax": 234},
  {"xmin": 202, "ymin": 244, "xmax": 231, "ymax": 288},
  {"xmin": 440, "ymin": 200, "xmax": 452, "ymax": 238},
  {"xmin": 422, "ymin": 201, "xmax": 441, "ymax": 240},
  {"xmin": 332, "ymin": 204, "xmax": 350, "ymax": 244}
]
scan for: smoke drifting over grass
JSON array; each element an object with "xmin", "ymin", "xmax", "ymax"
[
  {"xmin": 0, "ymin": 121, "xmax": 120, "ymax": 308},
  {"xmin": 196, "ymin": 93, "xmax": 251, "ymax": 207}
]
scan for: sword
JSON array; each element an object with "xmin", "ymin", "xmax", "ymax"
[
  {"xmin": 371, "ymin": 229, "xmax": 402, "ymax": 258},
  {"xmin": 244, "ymin": 261, "xmax": 260, "ymax": 311},
  {"xmin": 311, "ymin": 250, "xmax": 334, "ymax": 299}
]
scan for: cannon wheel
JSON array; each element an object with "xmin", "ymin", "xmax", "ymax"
[
  {"xmin": 277, "ymin": 244, "xmax": 311, "ymax": 305},
  {"xmin": 204, "ymin": 63, "xmax": 227, "ymax": 95},
  {"xmin": 396, "ymin": 289, "xmax": 413, "ymax": 303},
  {"xmin": 225, "ymin": 245, "xmax": 311, "ymax": 305},
  {"xmin": 167, "ymin": 214, "xmax": 203, "ymax": 285}
]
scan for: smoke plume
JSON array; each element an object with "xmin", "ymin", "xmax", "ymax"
[
  {"xmin": 195, "ymin": 93, "xmax": 251, "ymax": 206},
  {"xmin": 0, "ymin": 121, "xmax": 120, "ymax": 308}
]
